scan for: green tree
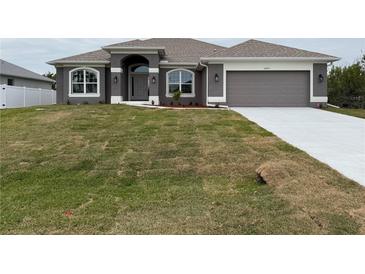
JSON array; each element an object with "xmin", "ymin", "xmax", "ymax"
[
  {"xmin": 43, "ymin": 72, "xmax": 56, "ymax": 90},
  {"xmin": 328, "ymin": 54, "xmax": 365, "ymax": 108}
]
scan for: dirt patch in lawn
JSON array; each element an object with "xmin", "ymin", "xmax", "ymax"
[{"xmin": 37, "ymin": 110, "xmax": 71, "ymax": 123}]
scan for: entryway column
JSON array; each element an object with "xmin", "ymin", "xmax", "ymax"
[
  {"xmin": 148, "ymin": 68, "xmax": 159, "ymax": 105},
  {"xmin": 110, "ymin": 67, "xmax": 123, "ymax": 104}
]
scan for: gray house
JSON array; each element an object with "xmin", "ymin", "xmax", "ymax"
[
  {"xmin": 0, "ymin": 59, "xmax": 55, "ymax": 89},
  {"xmin": 48, "ymin": 39, "xmax": 339, "ymax": 107}
]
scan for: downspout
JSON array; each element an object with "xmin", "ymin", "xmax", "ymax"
[{"xmin": 199, "ymin": 61, "xmax": 209, "ymax": 106}]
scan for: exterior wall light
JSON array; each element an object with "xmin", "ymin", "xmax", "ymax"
[
  {"xmin": 152, "ymin": 76, "xmax": 156, "ymax": 84},
  {"xmin": 113, "ymin": 76, "xmax": 118, "ymax": 84},
  {"xmin": 318, "ymin": 74, "xmax": 324, "ymax": 83},
  {"xmin": 214, "ymin": 73, "xmax": 219, "ymax": 82}
]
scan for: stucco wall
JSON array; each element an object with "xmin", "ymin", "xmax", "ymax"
[
  {"xmin": 0, "ymin": 75, "xmax": 53, "ymax": 89},
  {"xmin": 159, "ymin": 68, "xmax": 204, "ymax": 105},
  {"xmin": 313, "ymin": 63, "xmax": 327, "ymax": 97},
  {"xmin": 110, "ymin": 53, "xmax": 160, "ymax": 100},
  {"xmin": 208, "ymin": 64, "xmax": 224, "ymax": 97},
  {"xmin": 56, "ymin": 67, "xmax": 64, "ymax": 104},
  {"xmin": 56, "ymin": 66, "xmax": 107, "ymax": 104}
]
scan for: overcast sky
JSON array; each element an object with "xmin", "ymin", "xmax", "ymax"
[{"xmin": 0, "ymin": 38, "xmax": 364, "ymax": 75}]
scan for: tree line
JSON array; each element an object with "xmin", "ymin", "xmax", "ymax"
[{"xmin": 328, "ymin": 54, "xmax": 365, "ymax": 108}]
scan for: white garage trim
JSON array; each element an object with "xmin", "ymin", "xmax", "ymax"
[
  {"xmin": 311, "ymin": 96, "xmax": 328, "ymax": 103},
  {"xmin": 207, "ymin": 96, "xmax": 226, "ymax": 102},
  {"xmin": 208, "ymin": 61, "xmax": 325, "ymax": 104}
]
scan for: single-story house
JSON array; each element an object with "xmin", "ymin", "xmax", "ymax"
[
  {"xmin": 0, "ymin": 59, "xmax": 55, "ymax": 90},
  {"xmin": 48, "ymin": 39, "xmax": 339, "ymax": 107}
]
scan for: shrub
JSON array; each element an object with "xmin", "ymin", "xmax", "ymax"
[
  {"xmin": 172, "ymin": 90, "xmax": 181, "ymax": 102},
  {"xmin": 328, "ymin": 54, "xmax": 365, "ymax": 108}
]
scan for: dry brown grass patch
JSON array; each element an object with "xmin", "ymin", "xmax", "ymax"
[{"xmin": 36, "ymin": 110, "xmax": 71, "ymax": 123}]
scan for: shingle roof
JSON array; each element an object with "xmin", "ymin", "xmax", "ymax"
[
  {"xmin": 48, "ymin": 49, "xmax": 111, "ymax": 64},
  {"xmin": 104, "ymin": 38, "xmax": 226, "ymax": 63},
  {"xmin": 207, "ymin": 39, "xmax": 339, "ymax": 60},
  {"xmin": 49, "ymin": 39, "xmax": 226, "ymax": 64},
  {"xmin": 48, "ymin": 38, "xmax": 339, "ymax": 65},
  {"xmin": 0, "ymin": 59, "xmax": 55, "ymax": 83}
]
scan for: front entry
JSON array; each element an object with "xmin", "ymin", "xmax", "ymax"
[
  {"xmin": 130, "ymin": 74, "xmax": 148, "ymax": 100},
  {"xmin": 128, "ymin": 64, "xmax": 149, "ymax": 101}
]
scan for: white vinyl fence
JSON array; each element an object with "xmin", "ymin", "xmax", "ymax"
[{"xmin": 0, "ymin": 85, "xmax": 56, "ymax": 109}]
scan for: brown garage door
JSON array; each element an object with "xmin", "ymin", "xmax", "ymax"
[{"xmin": 226, "ymin": 71, "xmax": 310, "ymax": 107}]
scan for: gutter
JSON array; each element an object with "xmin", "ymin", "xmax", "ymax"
[
  {"xmin": 200, "ymin": 57, "xmax": 341, "ymax": 62},
  {"xmin": 199, "ymin": 61, "xmax": 209, "ymax": 106},
  {"xmin": 47, "ymin": 60, "xmax": 110, "ymax": 65},
  {"xmin": 102, "ymin": 46, "xmax": 166, "ymax": 51}
]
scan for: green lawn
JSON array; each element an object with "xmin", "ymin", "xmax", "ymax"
[
  {"xmin": 1, "ymin": 105, "xmax": 364, "ymax": 234},
  {"xmin": 325, "ymin": 106, "xmax": 365, "ymax": 119}
]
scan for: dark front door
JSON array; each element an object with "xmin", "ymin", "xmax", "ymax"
[{"xmin": 130, "ymin": 74, "xmax": 148, "ymax": 101}]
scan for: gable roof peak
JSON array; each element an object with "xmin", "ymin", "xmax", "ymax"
[{"xmin": 205, "ymin": 38, "xmax": 339, "ymax": 60}]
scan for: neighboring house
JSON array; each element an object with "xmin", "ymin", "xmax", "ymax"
[
  {"xmin": 48, "ymin": 39, "xmax": 339, "ymax": 107},
  {"xmin": 0, "ymin": 59, "xmax": 55, "ymax": 90}
]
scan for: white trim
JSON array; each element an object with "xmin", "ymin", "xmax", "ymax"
[
  {"xmin": 311, "ymin": 96, "xmax": 328, "ymax": 103},
  {"xmin": 159, "ymin": 64, "xmax": 197, "ymax": 69},
  {"xmin": 103, "ymin": 46, "xmax": 165, "ymax": 51},
  {"xmin": 68, "ymin": 94, "xmax": 100, "ymax": 98},
  {"xmin": 148, "ymin": 96, "xmax": 160, "ymax": 105},
  {"xmin": 165, "ymin": 68, "xmax": 195, "ymax": 98},
  {"xmin": 109, "ymin": 50, "xmax": 160, "ymax": 55},
  {"xmin": 111, "ymin": 96, "xmax": 123, "ymax": 104},
  {"xmin": 207, "ymin": 96, "xmax": 226, "ymax": 103},
  {"xmin": 48, "ymin": 60, "xmax": 109, "ymax": 65},
  {"xmin": 57, "ymin": 64, "xmax": 106, "ymax": 68},
  {"xmin": 101, "ymin": 46, "xmax": 165, "ymax": 56},
  {"xmin": 201, "ymin": 57, "xmax": 340, "ymax": 62},
  {"xmin": 199, "ymin": 62, "xmax": 209, "ymax": 106},
  {"xmin": 111, "ymin": 67, "xmax": 123, "ymax": 73},
  {"xmin": 159, "ymin": 62, "xmax": 198, "ymax": 66},
  {"xmin": 149, "ymin": 68, "xmax": 159, "ymax": 73},
  {"xmin": 68, "ymin": 67, "xmax": 100, "ymax": 97},
  {"xmin": 223, "ymin": 63, "xmax": 227, "ymax": 102}
]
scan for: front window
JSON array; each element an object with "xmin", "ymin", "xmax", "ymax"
[
  {"xmin": 167, "ymin": 69, "xmax": 194, "ymax": 97},
  {"xmin": 130, "ymin": 64, "xmax": 149, "ymax": 73},
  {"xmin": 7, "ymin": 78, "xmax": 14, "ymax": 86},
  {"xmin": 70, "ymin": 68, "xmax": 99, "ymax": 96}
]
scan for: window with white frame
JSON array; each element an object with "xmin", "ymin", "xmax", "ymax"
[
  {"xmin": 167, "ymin": 69, "xmax": 194, "ymax": 97},
  {"xmin": 69, "ymin": 68, "xmax": 99, "ymax": 96}
]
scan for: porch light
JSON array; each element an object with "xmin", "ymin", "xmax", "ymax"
[
  {"xmin": 318, "ymin": 74, "xmax": 324, "ymax": 82},
  {"xmin": 214, "ymin": 73, "xmax": 219, "ymax": 82},
  {"xmin": 152, "ymin": 76, "xmax": 156, "ymax": 84},
  {"xmin": 113, "ymin": 76, "xmax": 118, "ymax": 84}
]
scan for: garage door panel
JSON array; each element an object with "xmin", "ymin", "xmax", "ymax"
[{"xmin": 227, "ymin": 71, "xmax": 310, "ymax": 107}]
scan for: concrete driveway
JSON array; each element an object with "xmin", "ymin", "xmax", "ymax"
[{"xmin": 232, "ymin": 107, "xmax": 365, "ymax": 186}]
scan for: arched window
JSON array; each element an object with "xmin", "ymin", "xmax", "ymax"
[
  {"xmin": 130, "ymin": 64, "xmax": 149, "ymax": 73},
  {"xmin": 166, "ymin": 69, "xmax": 195, "ymax": 97},
  {"xmin": 69, "ymin": 67, "xmax": 100, "ymax": 96}
]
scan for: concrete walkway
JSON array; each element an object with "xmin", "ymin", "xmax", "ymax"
[{"xmin": 232, "ymin": 107, "xmax": 365, "ymax": 186}]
